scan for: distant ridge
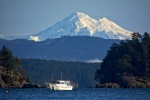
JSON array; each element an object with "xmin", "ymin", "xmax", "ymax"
[{"xmin": 0, "ymin": 36, "xmax": 120, "ymax": 61}]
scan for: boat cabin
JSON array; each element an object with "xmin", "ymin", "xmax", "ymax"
[{"xmin": 53, "ymin": 80, "xmax": 71, "ymax": 86}]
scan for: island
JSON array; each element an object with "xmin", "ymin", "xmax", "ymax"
[{"xmin": 95, "ymin": 32, "xmax": 150, "ymax": 88}]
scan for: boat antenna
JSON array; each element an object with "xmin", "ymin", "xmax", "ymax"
[
  {"xmin": 52, "ymin": 74, "xmax": 53, "ymax": 82},
  {"xmin": 61, "ymin": 72, "xmax": 62, "ymax": 80}
]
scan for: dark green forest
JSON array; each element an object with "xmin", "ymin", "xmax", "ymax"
[
  {"xmin": 0, "ymin": 46, "xmax": 100, "ymax": 88},
  {"xmin": 21, "ymin": 59, "xmax": 100, "ymax": 87},
  {"xmin": 95, "ymin": 32, "xmax": 150, "ymax": 87},
  {"xmin": 0, "ymin": 46, "xmax": 20, "ymax": 73},
  {"xmin": 0, "ymin": 46, "xmax": 28, "ymax": 88}
]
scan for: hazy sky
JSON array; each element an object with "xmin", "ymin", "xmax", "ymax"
[{"xmin": 0, "ymin": 0, "xmax": 150, "ymax": 37}]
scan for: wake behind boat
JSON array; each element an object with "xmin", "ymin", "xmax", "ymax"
[{"xmin": 45, "ymin": 80, "xmax": 73, "ymax": 90}]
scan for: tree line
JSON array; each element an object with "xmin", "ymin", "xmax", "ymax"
[
  {"xmin": 0, "ymin": 46, "xmax": 21, "ymax": 75},
  {"xmin": 0, "ymin": 45, "xmax": 100, "ymax": 87},
  {"xmin": 21, "ymin": 59, "xmax": 100, "ymax": 87},
  {"xmin": 95, "ymin": 32, "xmax": 150, "ymax": 85}
]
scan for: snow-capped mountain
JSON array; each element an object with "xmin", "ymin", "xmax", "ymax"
[{"xmin": 28, "ymin": 12, "xmax": 132, "ymax": 41}]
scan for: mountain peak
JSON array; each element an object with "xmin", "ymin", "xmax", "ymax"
[
  {"xmin": 66, "ymin": 12, "xmax": 93, "ymax": 22},
  {"xmin": 71, "ymin": 12, "xmax": 89, "ymax": 17},
  {"xmin": 28, "ymin": 12, "xmax": 132, "ymax": 41},
  {"xmin": 99, "ymin": 17, "xmax": 109, "ymax": 22},
  {"xmin": 73, "ymin": 12, "xmax": 86, "ymax": 15},
  {"xmin": 1, "ymin": 12, "xmax": 132, "ymax": 41}
]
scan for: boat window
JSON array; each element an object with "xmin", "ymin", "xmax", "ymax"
[
  {"xmin": 57, "ymin": 82, "xmax": 61, "ymax": 84},
  {"xmin": 67, "ymin": 82, "xmax": 70, "ymax": 86},
  {"xmin": 54, "ymin": 81, "xmax": 61, "ymax": 84},
  {"xmin": 61, "ymin": 82, "xmax": 65, "ymax": 84}
]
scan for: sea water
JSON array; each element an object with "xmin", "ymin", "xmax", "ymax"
[{"xmin": 0, "ymin": 88, "xmax": 150, "ymax": 100}]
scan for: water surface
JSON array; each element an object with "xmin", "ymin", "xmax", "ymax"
[{"xmin": 0, "ymin": 88, "xmax": 150, "ymax": 100}]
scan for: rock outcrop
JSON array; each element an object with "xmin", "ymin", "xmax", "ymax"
[
  {"xmin": 96, "ymin": 83, "xmax": 120, "ymax": 88},
  {"xmin": 96, "ymin": 76, "xmax": 150, "ymax": 88},
  {"xmin": 0, "ymin": 66, "xmax": 29, "ymax": 88}
]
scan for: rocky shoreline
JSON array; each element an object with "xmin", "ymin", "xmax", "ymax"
[
  {"xmin": 0, "ymin": 83, "xmax": 44, "ymax": 88},
  {"xmin": 96, "ymin": 77, "xmax": 150, "ymax": 88},
  {"xmin": 0, "ymin": 65, "xmax": 44, "ymax": 88},
  {"xmin": 95, "ymin": 83, "xmax": 120, "ymax": 88},
  {"xmin": 96, "ymin": 83, "xmax": 150, "ymax": 88}
]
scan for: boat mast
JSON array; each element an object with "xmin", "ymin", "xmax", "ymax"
[
  {"xmin": 52, "ymin": 74, "xmax": 53, "ymax": 82},
  {"xmin": 61, "ymin": 72, "xmax": 62, "ymax": 80}
]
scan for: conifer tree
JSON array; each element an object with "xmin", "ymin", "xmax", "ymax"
[
  {"xmin": 0, "ymin": 46, "xmax": 16, "ymax": 75},
  {"xmin": 95, "ymin": 32, "xmax": 150, "ymax": 84}
]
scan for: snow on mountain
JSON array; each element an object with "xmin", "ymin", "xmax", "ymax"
[
  {"xmin": 96, "ymin": 17, "xmax": 132, "ymax": 40},
  {"xmin": 1, "ymin": 12, "xmax": 132, "ymax": 41},
  {"xmin": 29, "ymin": 12, "xmax": 96, "ymax": 41},
  {"xmin": 29, "ymin": 12, "xmax": 132, "ymax": 41}
]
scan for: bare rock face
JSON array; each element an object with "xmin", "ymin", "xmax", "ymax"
[{"xmin": 0, "ymin": 66, "xmax": 29, "ymax": 88}]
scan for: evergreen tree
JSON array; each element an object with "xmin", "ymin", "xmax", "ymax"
[
  {"xmin": 0, "ymin": 46, "xmax": 20, "ymax": 75},
  {"xmin": 0, "ymin": 46, "xmax": 29, "ymax": 87},
  {"xmin": 95, "ymin": 32, "xmax": 150, "ymax": 85}
]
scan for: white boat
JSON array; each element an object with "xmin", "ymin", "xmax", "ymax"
[{"xmin": 45, "ymin": 80, "xmax": 73, "ymax": 90}]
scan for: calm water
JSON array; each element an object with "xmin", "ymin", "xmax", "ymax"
[{"xmin": 0, "ymin": 88, "xmax": 150, "ymax": 100}]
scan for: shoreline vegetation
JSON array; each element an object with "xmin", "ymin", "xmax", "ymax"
[
  {"xmin": 0, "ymin": 46, "xmax": 42, "ymax": 88},
  {"xmin": 0, "ymin": 46, "xmax": 27, "ymax": 88},
  {"xmin": 95, "ymin": 32, "xmax": 150, "ymax": 88}
]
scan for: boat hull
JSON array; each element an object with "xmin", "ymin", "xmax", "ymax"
[
  {"xmin": 54, "ymin": 86, "xmax": 73, "ymax": 90},
  {"xmin": 45, "ymin": 82, "xmax": 73, "ymax": 90}
]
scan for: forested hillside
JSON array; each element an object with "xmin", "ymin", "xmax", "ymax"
[
  {"xmin": 21, "ymin": 59, "xmax": 100, "ymax": 87},
  {"xmin": 95, "ymin": 32, "xmax": 150, "ymax": 88},
  {"xmin": 0, "ymin": 36, "xmax": 119, "ymax": 61}
]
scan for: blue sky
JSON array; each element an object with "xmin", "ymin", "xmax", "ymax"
[{"xmin": 0, "ymin": 0, "xmax": 150, "ymax": 37}]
